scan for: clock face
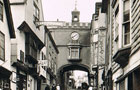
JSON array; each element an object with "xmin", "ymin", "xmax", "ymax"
[{"xmin": 71, "ymin": 32, "xmax": 79, "ymax": 40}]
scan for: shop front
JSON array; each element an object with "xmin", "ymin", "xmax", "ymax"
[
  {"xmin": 16, "ymin": 70, "xmax": 27, "ymax": 90},
  {"xmin": 0, "ymin": 66, "xmax": 12, "ymax": 90}
]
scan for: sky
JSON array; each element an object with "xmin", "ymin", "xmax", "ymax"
[
  {"xmin": 73, "ymin": 70, "xmax": 88, "ymax": 87},
  {"xmin": 42, "ymin": 0, "xmax": 102, "ymax": 22}
]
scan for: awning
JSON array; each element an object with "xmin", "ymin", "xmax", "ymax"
[
  {"xmin": 0, "ymin": 66, "xmax": 12, "ymax": 77},
  {"xmin": 12, "ymin": 61, "xmax": 29, "ymax": 73}
]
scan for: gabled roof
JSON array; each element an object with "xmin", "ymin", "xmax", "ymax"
[
  {"xmin": 18, "ymin": 21, "xmax": 45, "ymax": 50},
  {"xmin": 3, "ymin": 0, "xmax": 16, "ymax": 38}
]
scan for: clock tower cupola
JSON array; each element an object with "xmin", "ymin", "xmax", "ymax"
[{"xmin": 72, "ymin": 0, "xmax": 80, "ymax": 23}]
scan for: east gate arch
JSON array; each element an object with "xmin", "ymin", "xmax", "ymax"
[
  {"xmin": 57, "ymin": 64, "xmax": 90, "ymax": 90},
  {"xmin": 44, "ymin": 10, "xmax": 91, "ymax": 90}
]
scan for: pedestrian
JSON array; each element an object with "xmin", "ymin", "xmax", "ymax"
[
  {"xmin": 56, "ymin": 85, "xmax": 60, "ymax": 90},
  {"xmin": 52, "ymin": 84, "xmax": 56, "ymax": 90},
  {"xmin": 45, "ymin": 85, "xmax": 50, "ymax": 90}
]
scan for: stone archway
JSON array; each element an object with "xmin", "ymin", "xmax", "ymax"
[{"xmin": 56, "ymin": 64, "xmax": 90, "ymax": 90}]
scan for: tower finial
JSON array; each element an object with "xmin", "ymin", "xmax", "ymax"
[{"xmin": 75, "ymin": 0, "xmax": 77, "ymax": 10}]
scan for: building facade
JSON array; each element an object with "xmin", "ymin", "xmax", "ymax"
[
  {"xmin": 10, "ymin": 0, "xmax": 46, "ymax": 90},
  {"xmin": 101, "ymin": 0, "xmax": 140, "ymax": 90},
  {"xmin": 43, "ymin": 7, "xmax": 91, "ymax": 90},
  {"xmin": 40, "ymin": 26, "xmax": 59, "ymax": 90},
  {"xmin": 90, "ymin": 2, "xmax": 106, "ymax": 90},
  {"xmin": 0, "ymin": 0, "xmax": 16, "ymax": 89}
]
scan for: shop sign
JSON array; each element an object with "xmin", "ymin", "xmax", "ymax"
[
  {"xmin": 39, "ymin": 66, "xmax": 46, "ymax": 78},
  {"xmin": 11, "ymin": 72, "xmax": 16, "ymax": 83},
  {"xmin": 38, "ymin": 60, "xmax": 49, "ymax": 66}
]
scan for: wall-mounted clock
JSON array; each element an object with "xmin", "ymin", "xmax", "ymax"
[{"xmin": 71, "ymin": 32, "xmax": 79, "ymax": 40}]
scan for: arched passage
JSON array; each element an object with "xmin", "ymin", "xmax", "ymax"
[{"xmin": 57, "ymin": 64, "xmax": 90, "ymax": 90}]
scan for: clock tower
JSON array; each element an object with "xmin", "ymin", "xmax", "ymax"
[{"xmin": 72, "ymin": 0, "xmax": 80, "ymax": 23}]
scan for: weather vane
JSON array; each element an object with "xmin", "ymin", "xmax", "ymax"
[{"xmin": 75, "ymin": 0, "xmax": 77, "ymax": 10}]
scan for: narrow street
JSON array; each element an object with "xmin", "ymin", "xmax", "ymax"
[{"xmin": 0, "ymin": 0, "xmax": 140, "ymax": 90}]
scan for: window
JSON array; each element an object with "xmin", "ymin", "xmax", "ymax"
[
  {"xmin": 114, "ymin": 5, "xmax": 119, "ymax": 41},
  {"xmin": 0, "ymin": 31, "xmax": 5, "ymax": 60},
  {"xmin": 30, "ymin": 37, "xmax": 37, "ymax": 59},
  {"xmin": 132, "ymin": 0, "xmax": 136, "ymax": 6},
  {"xmin": 113, "ymin": 3, "xmax": 119, "ymax": 53},
  {"xmin": 20, "ymin": 50, "xmax": 24, "ymax": 63},
  {"xmin": 0, "ymin": 1, "xmax": 3, "ymax": 21},
  {"xmin": 41, "ymin": 52, "xmax": 46, "ymax": 60},
  {"xmin": 0, "ymin": 78, "xmax": 10, "ymax": 89},
  {"xmin": 119, "ymin": 80, "xmax": 125, "ymax": 90},
  {"xmin": 123, "ymin": 0, "xmax": 130, "ymax": 22},
  {"xmin": 74, "ymin": 16, "xmax": 78, "ymax": 21},
  {"xmin": 123, "ymin": 0, "xmax": 130, "ymax": 45},
  {"xmin": 33, "ymin": 3, "xmax": 39, "ymax": 22},
  {"xmin": 124, "ymin": 23, "xmax": 130, "ymax": 45},
  {"xmin": 69, "ymin": 47, "xmax": 79, "ymax": 59},
  {"xmin": 128, "ymin": 73, "xmax": 133, "ymax": 90}
]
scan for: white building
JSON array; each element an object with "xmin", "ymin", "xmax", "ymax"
[
  {"xmin": 9, "ymin": 0, "xmax": 46, "ymax": 90},
  {"xmin": 0, "ymin": 0, "xmax": 16, "ymax": 89},
  {"xmin": 102, "ymin": 0, "xmax": 140, "ymax": 90},
  {"xmin": 90, "ymin": 2, "xmax": 106, "ymax": 90}
]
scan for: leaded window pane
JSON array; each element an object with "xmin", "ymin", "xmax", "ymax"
[
  {"xmin": 0, "ymin": 32, "xmax": 4, "ymax": 60},
  {"xmin": 0, "ymin": 2, "xmax": 3, "ymax": 21}
]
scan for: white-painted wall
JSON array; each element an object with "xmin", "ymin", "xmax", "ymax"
[
  {"xmin": 9, "ymin": 0, "xmax": 45, "ymax": 90},
  {"xmin": 0, "ymin": 0, "xmax": 17, "ymax": 89}
]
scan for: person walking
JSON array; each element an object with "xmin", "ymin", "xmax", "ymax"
[
  {"xmin": 45, "ymin": 85, "xmax": 50, "ymax": 90},
  {"xmin": 52, "ymin": 84, "xmax": 56, "ymax": 90}
]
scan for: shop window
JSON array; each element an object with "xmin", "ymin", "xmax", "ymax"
[
  {"xmin": 0, "ymin": 78, "xmax": 10, "ymax": 89},
  {"xmin": 16, "ymin": 73, "xmax": 27, "ymax": 90},
  {"xmin": 0, "ymin": 1, "xmax": 3, "ymax": 21},
  {"xmin": 123, "ymin": 0, "xmax": 130, "ymax": 46},
  {"xmin": 0, "ymin": 31, "xmax": 5, "ymax": 61}
]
